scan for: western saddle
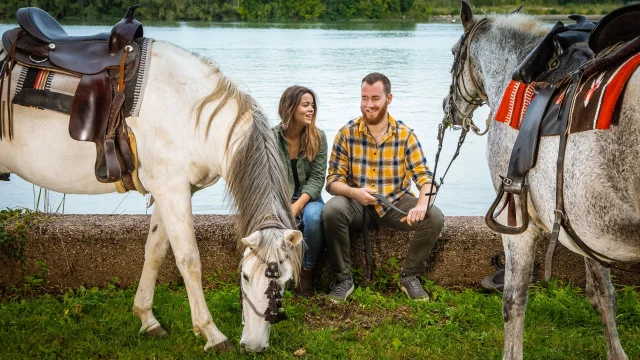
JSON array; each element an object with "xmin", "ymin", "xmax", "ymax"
[
  {"xmin": 486, "ymin": 4, "xmax": 640, "ymax": 276},
  {"xmin": 1, "ymin": 5, "xmax": 144, "ymax": 188}
]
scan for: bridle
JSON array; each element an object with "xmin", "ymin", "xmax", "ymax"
[
  {"xmin": 427, "ymin": 18, "xmax": 493, "ymax": 215},
  {"xmin": 444, "ymin": 17, "xmax": 492, "ymax": 135},
  {"xmin": 240, "ymin": 253, "xmax": 289, "ymax": 325},
  {"xmin": 239, "ymin": 219, "xmax": 291, "ymax": 325}
]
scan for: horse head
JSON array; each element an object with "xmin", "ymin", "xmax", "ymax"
[
  {"xmin": 238, "ymin": 228, "xmax": 302, "ymax": 353},
  {"xmin": 442, "ymin": 1, "xmax": 490, "ymax": 129}
]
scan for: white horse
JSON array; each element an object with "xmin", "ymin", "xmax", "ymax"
[
  {"xmin": 443, "ymin": 2, "xmax": 639, "ymax": 359},
  {"xmin": 0, "ymin": 40, "xmax": 302, "ymax": 353}
]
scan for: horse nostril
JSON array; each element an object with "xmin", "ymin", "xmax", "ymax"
[
  {"xmin": 442, "ymin": 95, "xmax": 450, "ymax": 110},
  {"xmin": 261, "ymin": 347, "xmax": 268, "ymax": 353}
]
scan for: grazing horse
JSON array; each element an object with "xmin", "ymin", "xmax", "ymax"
[
  {"xmin": 0, "ymin": 40, "xmax": 302, "ymax": 353},
  {"xmin": 443, "ymin": 2, "xmax": 639, "ymax": 359}
]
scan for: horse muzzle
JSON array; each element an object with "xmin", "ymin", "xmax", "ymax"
[{"xmin": 240, "ymin": 342, "xmax": 268, "ymax": 354}]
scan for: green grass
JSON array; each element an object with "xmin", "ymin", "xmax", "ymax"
[{"xmin": 1, "ymin": 281, "xmax": 640, "ymax": 359}]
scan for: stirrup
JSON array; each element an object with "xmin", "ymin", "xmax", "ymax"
[{"xmin": 485, "ymin": 178, "xmax": 529, "ymax": 235}]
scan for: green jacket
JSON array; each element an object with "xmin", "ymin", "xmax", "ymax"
[{"xmin": 272, "ymin": 124, "xmax": 327, "ymax": 201}]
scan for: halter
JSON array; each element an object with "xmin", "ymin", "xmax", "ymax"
[
  {"xmin": 426, "ymin": 18, "xmax": 493, "ymax": 216},
  {"xmin": 444, "ymin": 17, "xmax": 492, "ymax": 135},
  {"xmin": 239, "ymin": 219, "xmax": 291, "ymax": 325},
  {"xmin": 240, "ymin": 257, "xmax": 289, "ymax": 325}
]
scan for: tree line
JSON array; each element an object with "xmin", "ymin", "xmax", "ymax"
[{"xmin": 0, "ymin": 0, "xmax": 633, "ymax": 22}]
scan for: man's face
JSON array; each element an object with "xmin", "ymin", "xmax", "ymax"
[{"xmin": 361, "ymin": 81, "xmax": 392, "ymax": 125}]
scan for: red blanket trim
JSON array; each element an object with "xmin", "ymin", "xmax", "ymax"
[{"xmin": 595, "ymin": 52, "xmax": 640, "ymax": 129}]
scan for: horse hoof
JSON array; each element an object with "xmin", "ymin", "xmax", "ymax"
[
  {"xmin": 146, "ymin": 325, "xmax": 168, "ymax": 338},
  {"xmin": 213, "ymin": 340, "xmax": 234, "ymax": 354}
]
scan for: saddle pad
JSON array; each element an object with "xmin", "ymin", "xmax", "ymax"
[
  {"xmin": 1, "ymin": 37, "xmax": 153, "ymax": 118},
  {"xmin": 495, "ymin": 51, "xmax": 640, "ymax": 134}
]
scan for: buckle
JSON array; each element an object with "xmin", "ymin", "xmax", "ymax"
[{"xmin": 500, "ymin": 176, "xmax": 513, "ymax": 186}]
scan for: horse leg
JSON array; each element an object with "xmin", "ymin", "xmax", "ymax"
[
  {"xmin": 152, "ymin": 184, "xmax": 233, "ymax": 353},
  {"xmin": 502, "ymin": 226, "xmax": 540, "ymax": 360},
  {"xmin": 584, "ymin": 258, "xmax": 628, "ymax": 360},
  {"xmin": 133, "ymin": 206, "xmax": 170, "ymax": 337}
]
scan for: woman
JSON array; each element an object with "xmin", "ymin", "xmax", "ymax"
[{"xmin": 272, "ymin": 85, "xmax": 327, "ymax": 297}]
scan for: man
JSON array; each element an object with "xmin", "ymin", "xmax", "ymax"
[{"xmin": 322, "ymin": 72, "xmax": 444, "ymax": 302}]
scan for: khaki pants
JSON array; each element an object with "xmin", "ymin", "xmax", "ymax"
[{"xmin": 322, "ymin": 195, "xmax": 445, "ymax": 281}]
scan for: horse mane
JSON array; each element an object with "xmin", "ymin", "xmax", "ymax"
[
  {"xmin": 227, "ymin": 107, "xmax": 301, "ymax": 283},
  {"xmin": 488, "ymin": 13, "xmax": 548, "ymax": 37},
  {"xmin": 167, "ymin": 42, "xmax": 300, "ymax": 281}
]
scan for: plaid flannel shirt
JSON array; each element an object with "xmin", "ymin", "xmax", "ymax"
[{"xmin": 326, "ymin": 114, "xmax": 435, "ymax": 216}]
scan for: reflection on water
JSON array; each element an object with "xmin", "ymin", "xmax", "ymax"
[{"xmin": 0, "ymin": 21, "xmax": 496, "ymax": 216}]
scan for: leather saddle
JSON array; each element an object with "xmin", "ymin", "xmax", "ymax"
[
  {"xmin": 487, "ymin": 6, "xmax": 640, "ymax": 234},
  {"xmin": 487, "ymin": 5, "xmax": 640, "ymax": 278},
  {"xmin": 1, "ymin": 5, "xmax": 144, "ymax": 186}
]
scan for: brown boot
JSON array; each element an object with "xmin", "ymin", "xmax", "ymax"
[{"xmin": 297, "ymin": 268, "xmax": 314, "ymax": 298}]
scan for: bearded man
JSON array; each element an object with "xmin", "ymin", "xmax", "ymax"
[{"xmin": 322, "ymin": 72, "xmax": 444, "ymax": 302}]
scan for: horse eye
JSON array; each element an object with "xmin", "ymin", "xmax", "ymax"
[
  {"xmin": 242, "ymin": 273, "xmax": 249, "ymax": 281},
  {"xmin": 549, "ymin": 58, "xmax": 560, "ymax": 69}
]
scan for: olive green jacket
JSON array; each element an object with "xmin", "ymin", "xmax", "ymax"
[{"xmin": 272, "ymin": 124, "xmax": 327, "ymax": 200}]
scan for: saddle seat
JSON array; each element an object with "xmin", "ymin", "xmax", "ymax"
[
  {"xmin": 17, "ymin": 7, "xmax": 110, "ymax": 44},
  {"xmin": 0, "ymin": 5, "xmax": 145, "ymax": 188}
]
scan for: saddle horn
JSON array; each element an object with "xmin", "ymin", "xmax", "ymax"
[{"xmin": 125, "ymin": 4, "xmax": 141, "ymax": 19}]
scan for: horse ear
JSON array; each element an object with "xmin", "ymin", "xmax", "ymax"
[
  {"xmin": 511, "ymin": 5, "xmax": 524, "ymax": 14},
  {"xmin": 241, "ymin": 231, "xmax": 261, "ymax": 248},
  {"xmin": 461, "ymin": 1, "xmax": 474, "ymax": 33},
  {"xmin": 284, "ymin": 229, "xmax": 303, "ymax": 247}
]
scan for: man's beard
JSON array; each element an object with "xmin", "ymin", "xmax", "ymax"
[{"xmin": 362, "ymin": 103, "xmax": 388, "ymax": 126}]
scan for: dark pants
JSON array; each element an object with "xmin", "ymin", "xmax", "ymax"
[{"xmin": 322, "ymin": 195, "xmax": 444, "ymax": 282}]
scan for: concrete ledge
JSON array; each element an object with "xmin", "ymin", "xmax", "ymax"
[{"xmin": 1, "ymin": 215, "xmax": 639, "ymax": 291}]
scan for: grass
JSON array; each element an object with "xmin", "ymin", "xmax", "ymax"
[{"xmin": 1, "ymin": 280, "xmax": 640, "ymax": 359}]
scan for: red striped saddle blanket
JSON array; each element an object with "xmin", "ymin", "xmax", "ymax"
[{"xmin": 495, "ymin": 51, "xmax": 640, "ymax": 134}]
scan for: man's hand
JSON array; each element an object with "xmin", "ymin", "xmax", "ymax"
[
  {"xmin": 401, "ymin": 203, "xmax": 428, "ymax": 226},
  {"xmin": 352, "ymin": 187, "xmax": 378, "ymax": 206}
]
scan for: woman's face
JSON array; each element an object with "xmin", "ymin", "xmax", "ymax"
[{"xmin": 292, "ymin": 93, "xmax": 315, "ymax": 127}]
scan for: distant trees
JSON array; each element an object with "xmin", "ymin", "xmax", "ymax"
[{"xmin": 0, "ymin": 0, "xmax": 630, "ymax": 21}]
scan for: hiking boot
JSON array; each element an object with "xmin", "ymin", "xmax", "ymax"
[
  {"xmin": 296, "ymin": 267, "xmax": 314, "ymax": 298},
  {"xmin": 399, "ymin": 274, "xmax": 429, "ymax": 301},
  {"xmin": 328, "ymin": 277, "xmax": 354, "ymax": 303}
]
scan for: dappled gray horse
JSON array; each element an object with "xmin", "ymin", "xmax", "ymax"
[{"xmin": 442, "ymin": 2, "xmax": 640, "ymax": 359}]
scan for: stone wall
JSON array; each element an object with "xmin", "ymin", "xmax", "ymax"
[{"xmin": 1, "ymin": 215, "xmax": 639, "ymax": 291}]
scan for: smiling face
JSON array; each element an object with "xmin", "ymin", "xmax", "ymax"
[
  {"xmin": 292, "ymin": 93, "xmax": 315, "ymax": 128},
  {"xmin": 360, "ymin": 80, "xmax": 392, "ymax": 126}
]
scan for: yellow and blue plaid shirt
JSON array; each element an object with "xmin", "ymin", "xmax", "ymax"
[{"xmin": 326, "ymin": 114, "xmax": 435, "ymax": 216}]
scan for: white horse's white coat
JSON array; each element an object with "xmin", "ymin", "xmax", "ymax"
[{"xmin": 0, "ymin": 40, "xmax": 300, "ymax": 353}]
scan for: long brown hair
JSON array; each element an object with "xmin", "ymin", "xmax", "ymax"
[{"xmin": 278, "ymin": 85, "xmax": 320, "ymax": 161}]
